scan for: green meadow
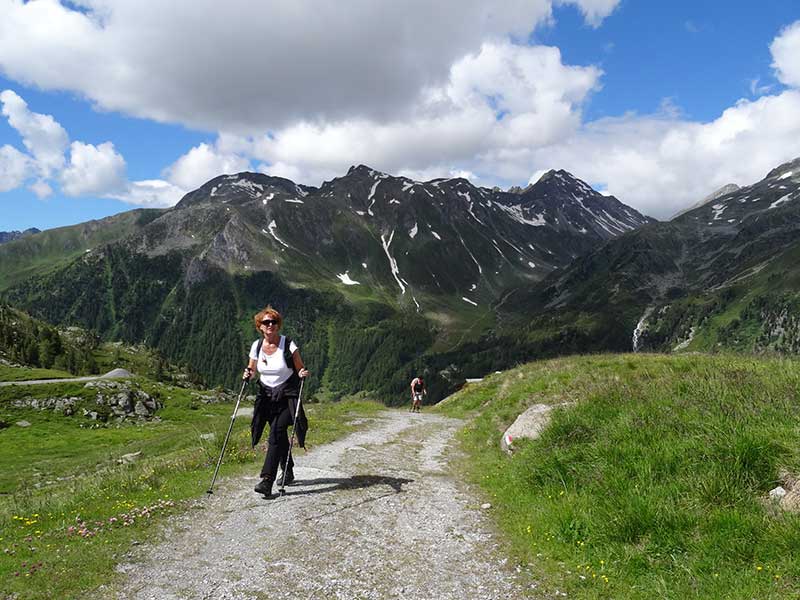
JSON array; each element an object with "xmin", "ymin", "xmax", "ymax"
[{"xmin": 435, "ymin": 353, "xmax": 800, "ymax": 599}]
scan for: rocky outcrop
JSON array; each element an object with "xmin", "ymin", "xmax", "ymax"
[{"xmin": 14, "ymin": 381, "xmax": 162, "ymax": 423}]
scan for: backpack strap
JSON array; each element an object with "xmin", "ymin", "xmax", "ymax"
[
  {"xmin": 256, "ymin": 337, "xmax": 264, "ymax": 358},
  {"xmin": 283, "ymin": 336, "xmax": 297, "ymax": 373}
]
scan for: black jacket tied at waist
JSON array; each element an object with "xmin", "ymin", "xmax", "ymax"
[{"xmin": 250, "ymin": 376, "xmax": 308, "ymax": 448}]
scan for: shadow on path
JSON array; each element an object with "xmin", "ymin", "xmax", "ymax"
[
  {"xmin": 265, "ymin": 475, "xmax": 414, "ymax": 521},
  {"xmin": 284, "ymin": 474, "xmax": 413, "ymax": 497}
]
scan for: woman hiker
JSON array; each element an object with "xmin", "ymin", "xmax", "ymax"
[{"xmin": 243, "ymin": 305, "xmax": 310, "ymax": 498}]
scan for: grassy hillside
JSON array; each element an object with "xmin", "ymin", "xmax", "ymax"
[
  {"xmin": 436, "ymin": 353, "xmax": 800, "ymax": 599},
  {"xmin": 0, "ymin": 209, "xmax": 163, "ymax": 291},
  {"xmin": 0, "ymin": 368, "xmax": 383, "ymax": 599}
]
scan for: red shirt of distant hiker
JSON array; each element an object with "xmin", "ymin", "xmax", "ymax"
[
  {"xmin": 410, "ymin": 376, "xmax": 426, "ymax": 412},
  {"xmin": 243, "ymin": 305, "xmax": 309, "ymax": 498}
]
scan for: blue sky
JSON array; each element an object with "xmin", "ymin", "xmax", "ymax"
[{"xmin": 1, "ymin": 0, "xmax": 800, "ymax": 230}]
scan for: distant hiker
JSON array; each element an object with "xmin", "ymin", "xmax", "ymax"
[
  {"xmin": 243, "ymin": 306, "xmax": 310, "ymax": 498},
  {"xmin": 410, "ymin": 376, "xmax": 426, "ymax": 413}
]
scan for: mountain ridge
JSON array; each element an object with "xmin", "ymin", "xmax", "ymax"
[{"xmin": 0, "ymin": 163, "xmax": 651, "ymax": 400}]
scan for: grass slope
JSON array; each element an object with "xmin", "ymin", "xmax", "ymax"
[
  {"xmin": 436, "ymin": 353, "xmax": 800, "ymax": 599},
  {"xmin": 0, "ymin": 369, "xmax": 383, "ymax": 599}
]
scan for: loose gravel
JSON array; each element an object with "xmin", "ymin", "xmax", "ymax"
[{"xmin": 106, "ymin": 410, "xmax": 538, "ymax": 599}]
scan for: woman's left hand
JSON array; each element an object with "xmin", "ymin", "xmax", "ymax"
[{"xmin": 299, "ymin": 368, "xmax": 310, "ymax": 378}]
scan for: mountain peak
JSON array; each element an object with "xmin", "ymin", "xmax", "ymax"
[
  {"xmin": 535, "ymin": 169, "xmax": 580, "ymax": 185},
  {"xmin": 765, "ymin": 157, "xmax": 800, "ymax": 180},
  {"xmin": 346, "ymin": 164, "xmax": 387, "ymax": 178}
]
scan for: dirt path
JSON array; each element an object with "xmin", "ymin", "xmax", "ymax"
[{"xmin": 106, "ymin": 410, "xmax": 537, "ymax": 599}]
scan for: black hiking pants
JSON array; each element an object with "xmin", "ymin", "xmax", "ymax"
[{"xmin": 259, "ymin": 398, "xmax": 295, "ymax": 481}]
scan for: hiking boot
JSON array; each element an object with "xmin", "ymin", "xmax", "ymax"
[
  {"xmin": 254, "ymin": 478, "xmax": 273, "ymax": 496},
  {"xmin": 280, "ymin": 470, "xmax": 295, "ymax": 486}
]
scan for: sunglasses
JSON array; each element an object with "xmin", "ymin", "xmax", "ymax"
[{"xmin": 261, "ymin": 319, "xmax": 278, "ymax": 326}]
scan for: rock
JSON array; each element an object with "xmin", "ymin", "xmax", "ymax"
[
  {"xmin": 54, "ymin": 397, "xmax": 76, "ymax": 416},
  {"xmin": 102, "ymin": 368, "xmax": 133, "ymax": 379},
  {"xmin": 481, "ymin": 503, "xmax": 492, "ymax": 509},
  {"xmin": 235, "ymin": 406, "xmax": 254, "ymax": 417},
  {"xmin": 134, "ymin": 401, "xmax": 150, "ymax": 416},
  {"xmin": 16, "ymin": 420, "xmax": 31, "ymax": 427},
  {"xmin": 770, "ymin": 486, "xmax": 787, "ymax": 500},
  {"xmin": 200, "ymin": 433, "xmax": 216, "ymax": 441},
  {"xmin": 501, "ymin": 403, "xmax": 561, "ymax": 453},
  {"xmin": 119, "ymin": 451, "xmax": 142, "ymax": 464}
]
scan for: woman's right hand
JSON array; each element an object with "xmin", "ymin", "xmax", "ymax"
[{"xmin": 242, "ymin": 367, "xmax": 253, "ymax": 381}]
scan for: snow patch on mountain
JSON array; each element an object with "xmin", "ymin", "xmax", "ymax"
[
  {"xmin": 457, "ymin": 191, "xmax": 485, "ymax": 226},
  {"xmin": 769, "ymin": 194, "xmax": 793, "ymax": 209},
  {"xmin": 232, "ymin": 179, "xmax": 263, "ymax": 196},
  {"xmin": 263, "ymin": 221, "xmax": 289, "ymax": 248},
  {"xmin": 337, "ymin": 272, "xmax": 360, "ymax": 285},
  {"xmin": 461, "ymin": 297, "xmax": 478, "ymax": 306},
  {"xmin": 380, "ymin": 230, "xmax": 405, "ymax": 295},
  {"xmin": 409, "ymin": 223, "xmax": 418, "ymax": 239},
  {"xmin": 495, "ymin": 203, "xmax": 546, "ymax": 227},
  {"xmin": 711, "ymin": 203, "xmax": 727, "ymax": 220},
  {"xmin": 458, "ymin": 234, "xmax": 482, "ymax": 274}
]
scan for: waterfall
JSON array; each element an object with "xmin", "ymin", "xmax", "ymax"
[{"xmin": 632, "ymin": 306, "xmax": 654, "ymax": 352}]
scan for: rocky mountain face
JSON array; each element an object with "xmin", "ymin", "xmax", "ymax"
[
  {"xmin": 0, "ymin": 228, "xmax": 40, "ymax": 244},
  {"xmin": 498, "ymin": 157, "xmax": 800, "ymax": 357},
  {"xmin": 0, "ymin": 165, "xmax": 649, "ymax": 400},
  {"xmin": 129, "ymin": 165, "xmax": 651, "ymax": 312}
]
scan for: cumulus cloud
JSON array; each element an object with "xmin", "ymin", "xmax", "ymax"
[
  {"xmin": 0, "ymin": 144, "xmax": 31, "ymax": 192},
  {"xmin": 0, "ymin": 0, "xmax": 618, "ymax": 133},
  {"xmin": 29, "ymin": 179, "xmax": 53, "ymax": 198},
  {"xmin": 164, "ymin": 142, "xmax": 250, "ymax": 190},
  {"xmin": 518, "ymin": 90, "xmax": 800, "ymax": 219},
  {"xmin": 109, "ymin": 179, "xmax": 186, "ymax": 208},
  {"xmin": 246, "ymin": 41, "xmax": 600, "ymax": 184},
  {"xmin": 558, "ymin": 0, "xmax": 622, "ymax": 28},
  {"xmin": 0, "ymin": 88, "xmax": 187, "ymax": 206},
  {"xmin": 0, "ymin": 89, "xmax": 68, "ymax": 177},
  {"xmin": 60, "ymin": 141, "xmax": 127, "ymax": 196},
  {"xmin": 771, "ymin": 20, "xmax": 800, "ymax": 88}
]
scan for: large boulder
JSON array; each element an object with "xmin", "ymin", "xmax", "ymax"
[{"xmin": 501, "ymin": 403, "xmax": 561, "ymax": 453}]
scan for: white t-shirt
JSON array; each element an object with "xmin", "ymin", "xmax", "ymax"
[{"xmin": 249, "ymin": 336, "xmax": 299, "ymax": 388}]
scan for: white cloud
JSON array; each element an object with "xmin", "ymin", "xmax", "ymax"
[
  {"xmin": 0, "ymin": 144, "xmax": 31, "ymax": 192},
  {"xmin": 771, "ymin": 20, "xmax": 800, "ymax": 88},
  {"xmin": 60, "ymin": 141, "xmax": 127, "ymax": 196},
  {"xmin": 0, "ymin": 89, "xmax": 67, "ymax": 177},
  {"xmin": 520, "ymin": 90, "xmax": 800, "ymax": 219},
  {"xmin": 164, "ymin": 143, "xmax": 250, "ymax": 190},
  {"xmin": 110, "ymin": 179, "xmax": 186, "ymax": 207},
  {"xmin": 29, "ymin": 179, "xmax": 52, "ymax": 198},
  {"xmin": 558, "ymin": 0, "xmax": 621, "ymax": 28},
  {"xmin": 0, "ymin": 0, "xmax": 617, "ymax": 133},
  {"xmin": 0, "ymin": 88, "xmax": 188, "ymax": 206},
  {"xmin": 250, "ymin": 41, "xmax": 600, "ymax": 185}
]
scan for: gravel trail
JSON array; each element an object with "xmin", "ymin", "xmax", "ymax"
[{"xmin": 107, "ymin": 410, "xmax": 536, "ymax": 599}]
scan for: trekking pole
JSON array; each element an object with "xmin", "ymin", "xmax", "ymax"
[
  {"xmin": 279, "ymin": 378, "xmax": 305, "ymax": 496},
  {"xmin": 207, "ymin": 378, "xmax": 249, "ymax": 494}
]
